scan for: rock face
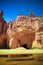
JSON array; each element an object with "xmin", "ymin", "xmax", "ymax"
[
  {"xmin": 7, "ymin": 15, "xmax": 35, "ymax": 49},
  {"xmin": 32, "ymin": 27, "xmax": 43, "ymax": 49},
  {"xmin": 9, "ymin": 30, "xmax": 35, "ymax": 49},
  {"xmin": 0, "ymin": 11, "xmax": 43, "ymax": 49},
  {"xmin": 7, "ymin": 13, "xmax": 43, "ymax": 49},
  {"xmin": 0, "ymin": 11, "xmax": 7, "ymax": 49}
]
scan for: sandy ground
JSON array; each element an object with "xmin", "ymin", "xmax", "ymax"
[
  {"xmin": 0, "ymin": 47, "xmax": 43, "ymax": 65},
  {"xmin": 0, "ymin": 56, "xmax": 43, "ymax": 65}
]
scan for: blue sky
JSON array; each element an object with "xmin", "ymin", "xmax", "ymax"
[{"xmin": 0, "ymin": 0, "xmax": 43, "ymax": 22}]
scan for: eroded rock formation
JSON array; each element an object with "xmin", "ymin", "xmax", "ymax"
[
  {"xmin": 0, "ymin": 11, "xmax": 7, "ymax": 49},
  {"xmin": 8, "ymin": 30, "xmax": 35, "ymax": 49},
  {"xmin": 0, "ymin": 11, "xmax": 43, "ymax": 49},
  {"xmin": 7, "ymin": 15, "xmax": 35, "ymax": 49}
]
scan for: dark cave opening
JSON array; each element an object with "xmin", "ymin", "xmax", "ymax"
[{"xmin": 21, "ymin": 44, "xmax": 28, "ymax": 49}]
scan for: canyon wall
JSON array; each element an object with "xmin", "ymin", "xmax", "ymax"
[{"xmin": 0, "ymin": 11, "xmax": 43, "ymax": 49}]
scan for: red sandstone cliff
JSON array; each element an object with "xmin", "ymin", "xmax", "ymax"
[
  {"xmin": 7, "ymin": 14, "xmax": 35, "ymax": 49},
  {"xmin": 0, "ymin": 11, "xmax": 43, "ymax": 49},
  {"xmin": 0, "ymin": 11, "xmax": 7, "ymax": 49}
]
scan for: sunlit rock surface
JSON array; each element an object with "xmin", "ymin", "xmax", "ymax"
[
  {"xmin": 0, "ymin": 11, "xmax": 43, "ymax": 49},
  {"xmin": 7, "ymin": 13, "xmax": 43, "ymax": 49},
  {"xmin": 32, "ymin": 27, "xmax": 43, "ymax": 49}
]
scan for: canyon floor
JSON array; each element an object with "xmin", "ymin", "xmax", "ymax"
[
  {"xmin": 0, "ymin": 56, "xmax": 43, "ymax": 65},
  {"xmin": 0, "ymin": 48, "xmax": 43, "ymax": 65}
]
